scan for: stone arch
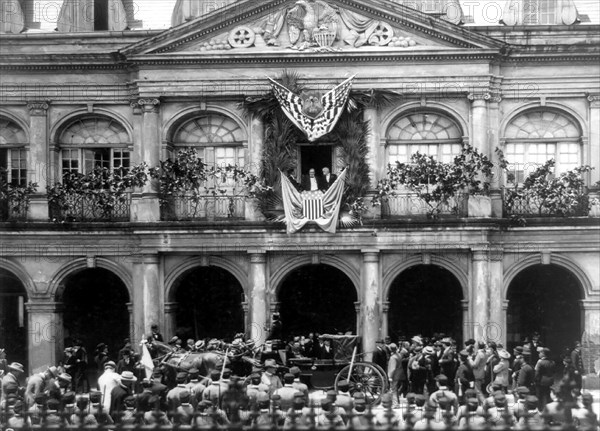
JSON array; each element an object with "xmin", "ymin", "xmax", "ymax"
[
  {"xmin": 50, "ymin": 108, "xmax": 133, "ymax": 145},
  {"xmin": 163, "ymin": 105, "xmax": 248, "ymax": 144},
  {"xmin": 48, "ymin": 257, "xmax": 133, "ymax": 301},
  {"xmin": 381, "ymin": 102, "xmax": 469, "ymax": 141},
  {"xmin": 503, "ymin": 254, "xmax": 591, "ymax": 300},
  {"xmin": 382, "ymin": 254, "xmax": 468, "ymax": 301},
  {"xmin": 0, "ymin": 258, "xmax": 36, "ymax": 297},
  {"xmin": 0, "ymin": 111, "xmax": 29, "ymax": 143},
  {"xmin": 269, "ymin": 255, "xmax": 360, "ymax": 299},
  {"xmin": 165, "ymin": 255, "xmax": 249, "ymax": 303},
  {"xmin": 500, "ymin": 103, "xmax": 586, "ymax": 140}
]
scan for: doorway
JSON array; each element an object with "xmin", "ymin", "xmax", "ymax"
[{"xmin": 299, "ymin": 145, "xmax": 333, "ymax": 178}]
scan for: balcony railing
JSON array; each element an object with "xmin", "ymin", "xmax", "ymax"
[
  {"xmin": 381, "ymin": 193, "xmax": 467, "ymax": 218},
  {"xmin": 160, "ymin": 194, "xmax": 245, "ymax": 221},
  {"xmin": 49, "ymin": 193, "xmax": 132, "ymax": 222},
  {"xmin": 503, "ymin": 191, "xmax": 590, "ymax": 217},
  {"xmin": 0, "ymin": 197, "xmax": 28, "ymax": 221}
]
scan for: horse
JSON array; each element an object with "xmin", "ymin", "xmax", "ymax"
[{"xmin": 155, "ymin": 341, "xmax": 261, "ymax": 388}]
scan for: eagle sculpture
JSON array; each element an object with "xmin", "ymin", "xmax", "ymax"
[
  {"xmin": 268, "ymin": 75, "xmax": 355, "ymax": 142},
  {"xmin": 287, "ymin": 0, "xmax": 339, "ymax": 50}
]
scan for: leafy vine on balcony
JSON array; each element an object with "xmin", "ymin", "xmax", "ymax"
[
  {"xmin": 496, "ymin": 148, "xmax": 594, "ymax": 224},
  {"xmin": 373, "ymin": 144, "xmax": 493, "ymax": 218},
  {"xmin": 0, "ymin": 167, "xmax": 38, "ymax": 221},
  {"xmin": 47, "ymin": 165, "xmax": 149, "ymax": 222}
]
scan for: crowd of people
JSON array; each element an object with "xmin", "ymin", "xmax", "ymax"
[{"xmin": 0, "ymin": 328, "xmax": 598, "ymax": 429}]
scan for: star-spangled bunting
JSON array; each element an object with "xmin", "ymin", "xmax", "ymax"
[{"xmin": 268, "ymin": 75, "xmax": 355, "ymax": 142}]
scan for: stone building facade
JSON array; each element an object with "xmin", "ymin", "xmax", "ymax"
[{"xmin": 0, "ymin": 0, "xmax": 599, "ymax": 375}]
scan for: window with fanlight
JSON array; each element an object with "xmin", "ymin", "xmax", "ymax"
[
  {"xmin": 58, "ymin": 116, "xmax": 131, "ymax": 177},
  {"xmin": 171, "ymin": 113, "xmax": 246, "ymax": 187},
  {"xmin": 0, "ymin": 118, "xmax": 28, "ymax": 187},
  {"xmin": 386, "ymin": 111, "xmax": 463, "ymax": 165},
  {"xmin": 503, "ymin": 110, "xmax": 581, "ymax": 184}
]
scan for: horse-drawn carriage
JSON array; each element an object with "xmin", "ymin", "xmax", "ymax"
[
  {"xmin": 153, "ymin": 334, "xmax": 388, "ymax": 405},
  {"xmin": 288, "ymin": 334, "xmax": 389, "ymax": 405}
]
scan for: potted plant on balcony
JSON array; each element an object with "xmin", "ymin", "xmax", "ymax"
[
  {"xmin": 496, "ymin": 148, "xmax": 595, "ymax": 223},
  {"xmin": 0, "ymin": 167, "xmax": 38, "ymax": 221},
  {"xmin": 372, "ymin": 143, "xmax": 493, "ymax": 219}
]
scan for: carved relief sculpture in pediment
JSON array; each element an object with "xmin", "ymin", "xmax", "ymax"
[{"xmin": 186, "ymin": 0, "xmax": 421, "ymax": 53}]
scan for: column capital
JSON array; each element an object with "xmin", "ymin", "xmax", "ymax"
[
  {"xmin": 587, "ymin": 94, "xmax": 600, "ymax": 108},
  {"xmin": 472, "ymin": 248, "xmax": 489, "ymax": 261},
  {"xmin": 468, "ymin": 92, "xmax": 491, "ymax": 103},
  {"xmin": 27, "ymin": 101, "xmax": 50, "ymax": 116},
  {"xmin": 489, "ymin": 247, "xmax": 504, "ymax": 261},
  {"xmin": 249, "ymin": 251, "xmax": 267, "ymax": 264},
  {"xmin": 132, "ymin": 254, "xmax": 160, "ymax": 264},
  {"xmin": 136, "ymin": 98, "xmax": 160, "ymax": 113},
  {"xmin": 362, "ymin": 249, "xmax": 380, "ymax": 262},
  {"xmin": 25, "ymin": 300, "xmax": 64, "ymax": 313}
]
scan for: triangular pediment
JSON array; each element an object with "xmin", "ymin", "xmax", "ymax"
[{"xmin": 121, "ymin": 0, "xmax": 505, "ymax": 58}]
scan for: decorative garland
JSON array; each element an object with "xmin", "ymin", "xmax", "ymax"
[{"xmin": 242, "ymin": 70, "xmax": 401, "ymax": 224}]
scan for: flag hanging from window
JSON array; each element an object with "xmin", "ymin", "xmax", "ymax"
[
  {"xmin": 269, "ymin": 76, "xmax": 355, "ymax": 142},
  {"xmin": 280, "ymin": 169, "xmax": 347, "ymax": 234}
]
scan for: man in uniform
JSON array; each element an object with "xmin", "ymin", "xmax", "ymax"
[
  {"xmin": 261, "ymin": 359, "xmax": 282, "ymax": 395},
  {"xmin": 1, "ymin": 362, "xmax": 24, "ymax": 404}
]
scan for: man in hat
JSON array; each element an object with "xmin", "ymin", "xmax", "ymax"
[
  {"xmin": 70, "ymin": 339, "xmax": 89, "ymax": 393},
  {"xmin": 512, "ymin": 346, "xmax": 525, "ymax": 391},
  {"xmin": 570, "ymin": 340, "xmax": 584, "ymax": 393},
  {"xmin": 167, "ymin": 371, "xmax": 189, "ymax": 412},
  {"xmin": 149, "ymin": 324, "xmax": 163, "ymax": 342},
  {"xmin": 185, "ymin": 368, "xmax": 205, "ymax": 404},
  {"xmin": 89, "ymin": 391, "xmax": 114, "ymax": 425},
  {"xmin": 1, "ymin": 362, "xmax": 24, "ymax": 404},
  {"xmin": 429, "ymin": 374, "xmax": 459, "ymax": 415},
  {"xmin": 487, "ymin": 391, "xmax": 515, "ymax": 427},
  {"xmin": 98, "ymin": 360, "xmax": 119, "ymax": 413},
  {"xmin": 439, "ymin": 338, "xmax": 456, "ymax": 389},
  {"xmin": 493, "ymin": 349, "xmax": 511, "ymax": 392},
  {"xmin": 289, "ymin": 366, "xmax": 309, "ymax": 403},
  {"xmin": 517, "ymin": 347, "xmax": 535, "ymax": 393},
  {"xmin": 469, "ymin": 341, "xmax": 488, "ymax": 398},
  {"xmin": 24, "ymin": 365, "xmax": 57, "ymax": 406},
  {"xmin": 116, "ymin": 349, "xmax": 135, "ymax": 374},
  {"xmin": 109, "ymin": 370, "xmax": 137, "ymax": 421},
  {"xmin": 513, "ymin": 386, "xmax": 530, "ymax": 421},
  {"xmin": 203, "ymin": 370, "xmax": 225, "ymax": 408},
  {"xmin": 373, "ymin": 339, "xmax": 389, "ymax": 371},
  {"xmin": 409, "ymin": 346, "xmax": 427, "ymax": 394},
  {"xmin": 261, "ymin": 359, "xmax": 282, "ymax": 395},
  {"xmin": 273, "ymin": 373, "xmax": 297, "ymax": 411},
  {"xmin": 455, "ymin": 350, "xmax": 474, "ymax": 400},
  {"xmin": 534, "ymin": 347, "xmax": 554, "ymax": 409}
]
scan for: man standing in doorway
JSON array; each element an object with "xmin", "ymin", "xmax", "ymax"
[
  {"xmin": 321, "ymin": 167, "xmax": 337, "ymax": 191},
  {"xmin": 301, "ymin": 168, "xmax": 322, "ymax": 192}
]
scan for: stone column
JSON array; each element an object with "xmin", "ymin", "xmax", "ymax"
[
  {"xmin": 363, "ymin": 107, "xmax": 381, "ymax": 188},
  {"xmin": 132, "ymin": 255, "xmax": 163, "ymax": 342},
  {"xmin": 471, "ymin": 248, "xmax": 489, "ymax": 341},
  {"xmin": 381, "ymin": 301, "xmax": 390, "ymax": 339},
  {"xmin": 27, "ymin": 101, "xmax": 50, "ymax": 220},
  {"xmin": 580, "ymin": 299, "xmax": 600, "ymax": 374},
  {"xmin": 488, "ymin": 248, "xmax": 504, "ymax": 345},
  {"xmin": 468, "ymin": 93, "xmax": 490, "ymax": 154},
  {"xmin": 248, "ymin": 251, "xmax": 268, "ymax": 346},
  {"xmin": 588, "ymin": 95, "xmax": 600, "ymax": 186},
  {"xmin": 25, "ymin": 300, "xmax": 63, "ymax": 374},
  {"xmin": 361, "ymin": 250, "xmax": 381, "ymax": 361},
  {"xmin": 131, "ymin": 99, "xmax": 161, "ymax": 222},
  {"xmin": 164, "ymin": 302, "xmax": 178, "ymax": 340},
  {"xmin": 246, "ymin": 115, "xmax": 265, "ymax": 221},
  {"xmin": 488, "ymin": 93, "xmax": 503, "ymax": 217},
  {"xmin": 461, "ymin": 300, "xmax": 470, "ymax": 343}
]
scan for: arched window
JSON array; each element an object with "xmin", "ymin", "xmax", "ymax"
[
  {"xmin": 0, "ymin": 117, "xmax": 27, "ymax": 186},
  {"xmin": 503, "ymin": 110, "xmax": 581, "ymax": 183},
  {"xmin": 172, "ymin": 113, "xmax": 245, "ymax": 169},
  {"xmin": 58, "ymin": 116, "xmax": 131, "ymax": 176},
  {"xmin": 386, "ymin": 111, "xmax": 463, "ymax": 165}
]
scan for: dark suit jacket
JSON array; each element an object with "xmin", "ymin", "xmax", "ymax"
[
  {"xmin": 300, "ymin": 175, "xmax": 324, "ymax": 192},
  {"xmin": 321, "ymin": 174, "xmax": 337, "ymax": 190}
]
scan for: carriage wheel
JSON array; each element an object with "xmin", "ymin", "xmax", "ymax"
[{"xmin": 334, "ymin": 362, "xmax": 388, "ymax": 405}]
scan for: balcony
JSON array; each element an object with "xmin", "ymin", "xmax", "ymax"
[
  {"xmin": 503, "ymin": 191, "xmax": 591, "ymax": 218},
  {"xmin": 0, "ymin": 196, "xmax": 28, "ymax": 221},
  {"xmin": 160, "ymin": 194, "xmax": 245, "ymax": 221},
  {"xmin": 381, "ymin": 192, "xmax": 468, "ymax": 218},
  {"xmin": 49, "ymin": 192, "xmax": 132, "ymax": 222}
]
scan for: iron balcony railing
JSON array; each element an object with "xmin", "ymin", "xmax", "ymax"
[
  {"xmin": 49, "ymin": 192, "xmax": 132, "ymax": 222},
  {"xmin": 503, "ymin": 191, "xmax": 590, "ymax": 218},
  {"xmin": 381, "ymin": 193, "xmax": 468, "ymax": 218},
  {"xmin": 160, "ymin": 194, "xmax": 246, "ymax": 221},
  {"xmin": 0, "ymin": 196, "xmax": 28, "ymax": 221}
]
